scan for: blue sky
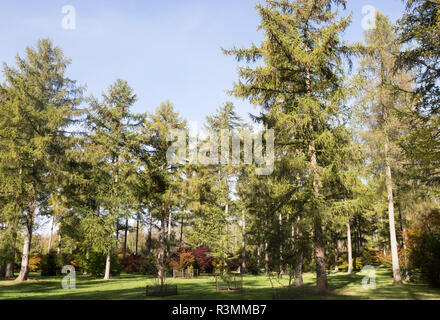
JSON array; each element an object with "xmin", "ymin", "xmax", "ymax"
[{"xmin": 0, "ymin": 0, "xmax": 405, "ymax": 125}]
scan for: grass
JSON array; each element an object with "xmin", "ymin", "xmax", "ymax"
[{"xmin": 1, "ymin": 267, "xmax": 439, "ymax": 300}]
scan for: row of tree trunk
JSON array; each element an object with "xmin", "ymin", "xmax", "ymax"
[{"xmin": 7, "ymin": 200, "xmax": 410, "ymax": 284}]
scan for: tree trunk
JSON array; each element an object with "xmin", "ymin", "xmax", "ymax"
[
  {"xmin": 293, "ymin": 216, "xmax": 304, "ymax": 286},
  {"xmin": 309, "ymin": 131, "xmax": 328, "ymax": 293},
  {"xmin": 334, "ymin": 236, "xmax": 339, "ymax": 272},
  {"xmin": 16, "ymin": 224, "xmax": 32, "ymax": 281},
  {"xmin": 264, "ymin": 240, "xmax": 269, "ymax": 275},
  {"xmin": 179, "ymin": 216, "xmax": 184, "ymax": 250},
  {"xmin": 116, "ymin": 220, "xmax": 119, "ymax": 247},
  {"xmin": 304, "ymin": 48, "xmax": 328, "ymax": 292},
  {"xmin": 241, "ymin": 210, "xmax": 246, "ymax": 274},
  {"xmin": 347, "ymin": 222, "xmax": 353, "ymax": 274},
  {"xmin": 257, "ymin": 245, "xmax": 261, "ymax": 269},
  {"xmin": 278, "ymin": 212, "xmax": 284, "ymax": 275},
  {"xmin": 314, "ymin": 216, "xmax": 328, "ymax": 293},
  {"xmin": 147, "ymin": 209, "xmax": 152, "ymax": 253},
  {"xmin": 353, "ymin": 217, "xmax": 358, "ymax": 271},
  {"xmin": 15, "ymin": 199, "xmax": 36, "ymax": 281},
  {"xmin": 167, "ymin": 191, "xmax": 173, "ymax": 244},
  {"xmin": 294, "ymin": 251, "xmax": 303, "ymax": 287},
  {"xmin": 123, "ymin": 218, "xmax": 128, "ymax": 257},
  {"xmin": 158, "ymin": 212, "xmax": 166, "ymax": 287},
  {"xmin": 83, "ymin": 250, "xmax": 88, "ymax": 275},
  {"xmin": 47, "ymin": 215, "xmax": 55, "ymax": 253},
  {"xmin": 167, "ymin": 209, "xmax": 172, "ymax": 243},
  {"xmin": 5, "ymin": 261, "xmax": 14, "ymax": 279},
  {"xmin": 357, "ymin": 219, "xmax": 362, "ymax": 262},
  {"xmin": 384, "ymin": 142, "xmax": 402, "ymax": 285},
  {"xmin": 103, "ymin": 250, "xmax": 111, "ymax": 280},
  {"xmin": 57, "ymin": 232, "xmax": 62, "ymax": 254},
  {"xmin": 135, "ymin": 214, "xmax": 139, "ymax": 256},
  {"xmin": 399, "ymin": 200, "xmax": 412, "ymax": 282}
]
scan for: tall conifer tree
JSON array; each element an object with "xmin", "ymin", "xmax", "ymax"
[
  {"xmin": 86, "ymin": 79, "xmax": 139, "ymax": 280},
  {"xmin": 355, "ymin": 12, "xmax": 416, "ymax": 284},
  {"xmin": 224, "ymin": 0, "xmax": 352, "ymax": 292},
  {"xmin": 0, "ymin": 39, "xmax": 82, "ymax": 281}
]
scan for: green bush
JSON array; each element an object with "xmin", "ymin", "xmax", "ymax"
[
  {"xmin": 360, "ymin": 248, "xmax": 381, "ymax": 267},
  {"xmin": 246, "ymin": 259, "xmax": 260, "ymax": 275},
  {"xmin": 139, "ymin": 254, "xmax": 158, "ymax": 275},
  {"xmin": 41, "ymin": 251, "xmax": 58, "ymax": 276},
  {"xmin": 338, "ymin": 257, "xmax": 363, "ymax": 272},
  {"xmin": 40, "ymin": 252, "xmax": 79, "ymax": 276},
  {"xmin": 84, "ymin": 251, "xmax": 121, "ymax": 278},
  {"xmin": 304, "ymin": 259, "xmax": 316, "ymax": 273},
  {"xmin": 337, "ymin": 253, "xmax": 370, "ymax": 273}
]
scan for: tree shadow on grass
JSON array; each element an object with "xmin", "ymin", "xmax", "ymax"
[
  {"xmin": 2, "ymin": 271, "xmax": 440, "ymax": 300},
  {"xmin": 327, "ymin": 272, "xmax": 365, "ymax": 291}
]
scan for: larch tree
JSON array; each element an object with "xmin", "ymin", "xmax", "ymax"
[
  {"xmin": 398, "ymin": 0, "xmax": 440, "ymax": 114},
  {"xmin": 142, "ymin": 101, "xmax": 186, "ymax": 285},
  {"xmin": 86, "ymin": 79, "xmax": 139, "ymax": 280},
  {"xmin": 223, "ymin": 0, "xmax": 353, "ymax": 292},
  {"xmin": 188, "ymin": 102, "xmax": 247, "ymax": 271},
  {"xmin": 355, "ymin": 12, "xmax": 416, "ymax": 284},
  {"xmin": 0, "ymin": 39, "xmax": 82, "ymax": 281},
  {"xmin": 393, "ymin": 0, "xmax": 440, "ymax": 281},
  {"xmin": 397, "ymin": 0, "xmax": 440, "ymax": 190}
]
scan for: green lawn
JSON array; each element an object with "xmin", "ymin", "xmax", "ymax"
[{"xmin": 1, "ymin": 267, "xmax": 439, "ymax": 300}]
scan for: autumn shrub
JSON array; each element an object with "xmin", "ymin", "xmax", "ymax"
[
  {"xmin": 376, "ymin": 250, "xmax": 393, "ymax": 268},
  {"xmin": 408, "ymin": 209, "xmax": 440, "ymax": 287},
  {"xmin": 121, "ymin": 254, "xmax": 145, "ymax": 273},
  {"xmin": 226, "ymin": 257, "xmax": 241, "ymax": 271},
  {"xmin": 192, "ymin": 247, "xmax": 214, "ymax": 273},
  {"xmin": 169, "ymin": 250, "xmax": 195, "ymax": 271},
  {"xmin": 68, "ymin": 253, "xmax": 83, "ymax": 270},
  {"xmin": 28, "ymin": 254, "xmax": 43, "ymax": 272}
]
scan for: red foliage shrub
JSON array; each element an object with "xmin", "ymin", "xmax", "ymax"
[
  {"xmin": 227, "ymin": 258, "xmax": 241, "ymax": 271},
  {"xmin": 192, "ymin": 247, "xmax": 214, "ymax": 273},
  {"xmin": 121, "ymin": 254, "xmax": 145, "ymax": 273}
]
